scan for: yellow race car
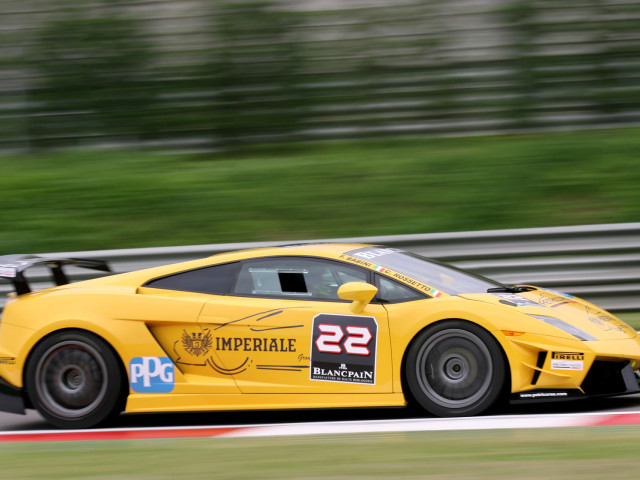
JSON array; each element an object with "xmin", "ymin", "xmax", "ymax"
[{"xmin": 0, "ymin": 244, "xmax": 639, "ymax": 428}]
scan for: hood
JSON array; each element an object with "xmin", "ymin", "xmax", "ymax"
[{"xmin": 458, "ymin": 288, "xmax": 637, "ymax": 341}]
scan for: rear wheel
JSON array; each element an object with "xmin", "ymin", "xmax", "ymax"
[
  {"xmin": 405, "ymin": 321, "xmax": 506, "ymax": 417},
  {"xmin": 25, "ymin": 330, "xmax": 123, "ymax": 429}
]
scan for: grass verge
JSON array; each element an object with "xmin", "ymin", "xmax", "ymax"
[
  {"xmin": 0, "ymin": 427, "xmax": 639, "ymax": 479},
  {"xmin": 2, "ymin": 127, "xmax": 640, "ymax": 253}
]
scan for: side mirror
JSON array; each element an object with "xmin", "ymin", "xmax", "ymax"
[{"xmin": 337, "ymin": 282, "xmax": 378, "ymax": 314}]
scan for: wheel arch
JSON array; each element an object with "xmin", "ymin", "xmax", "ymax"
[
  {"xmin": 399, "ymin": 318, "xmax": 512, "ymax": 408},
  {"xmin": 23, "ymin": 327, "xmax": 129, "ymax": 413}
]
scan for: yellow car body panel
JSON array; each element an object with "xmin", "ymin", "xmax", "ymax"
[{"xmin": 0, "ymin": 243, "xmax": 639, "ymax": 427}]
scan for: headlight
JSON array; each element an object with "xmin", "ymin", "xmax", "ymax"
[{"xmin": 528, "ymin": 314, "xmax": 598, "ymax": 341}]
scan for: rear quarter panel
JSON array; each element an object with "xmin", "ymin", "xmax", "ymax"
[{"xmin": 0, "ymin": 286, "xmax": 196, "ymax": 388}]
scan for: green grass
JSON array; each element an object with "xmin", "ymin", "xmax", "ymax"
[
  {"xmin": 616, "ymin": 313, "xmax": 640, "ymax": 331},
  {"xmin": 2, "ymin": 127, "xmax": 640, "ymax": 253},
  {"xmin": 0, "ymin": 428, "xmax": 639, "ymax": 479}
]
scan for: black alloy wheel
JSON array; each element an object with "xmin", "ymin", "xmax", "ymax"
[
  {"xmin": 25, "ymin": 330, "xmax": 123, "ymax": 429},
  {"xmin": 405, "ymin": 320, "xmax": 506, "ymax": 417}
]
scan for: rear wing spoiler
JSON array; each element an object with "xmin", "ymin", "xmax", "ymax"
[{"xmin": 0, "ymin": 254, "xmax": 111, "ymax": 296}]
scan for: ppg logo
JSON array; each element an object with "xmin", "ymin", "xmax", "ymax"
[{"xmin": 129, "ymin": 357, "xmax": 175, "ymax": 393}]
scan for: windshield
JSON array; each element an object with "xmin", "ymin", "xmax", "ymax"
[{"xmin": 344, "ymin": 247, "xmax": 504, "ymax": 295}]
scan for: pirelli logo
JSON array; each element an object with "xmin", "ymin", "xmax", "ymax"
[
  {"xmin": 552, "ymin": 352, "xmax": 584, "ymax": 361},
  {"xmin": 551, "ymin": 351, "xmax": 585, "ymax": 371}
]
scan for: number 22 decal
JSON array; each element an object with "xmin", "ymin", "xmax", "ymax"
[
  {"xmin": 310, "ymin": 314, "xmax": 378, "ymax": 384},
  {"xmin": 315, "ymin": 324, "xmax": 372, "ymax": 356}
]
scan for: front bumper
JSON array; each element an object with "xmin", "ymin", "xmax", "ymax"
[
  {"xmin": 511, "ymin": 360, "xmax": 640, "ymax": 403},
  {"xmin": 0, "ymin": 377, "xmax": 25, "ymax": 414}
]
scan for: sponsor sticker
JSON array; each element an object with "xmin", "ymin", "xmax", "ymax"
[
  {"xmin": 583, "ymin": 305, "xmax": 636, "ymax": 336},
  {"xmin": 492, "ymin": 293, "xmax": 539, "ymax": 307},
  {"xmin": 129, "ymin": 357, "xmax": 175, "ymax": 393},
  {"xmin": 551, "ymin": 352, "xmax": 584, "ymax": 371},
  {"xmin": 339, "ymin": 249, "xmax": 440, "ymax": 298},
  {"xmin": 182, "ymin": 330, "xmax": 213, "ymax": 357},
  {"xmin": 536, "ymin": 290, "xmax": 577, "ymax": 308},
  {"xmin": 173, "ymin": 312, "xmax": 304, "ymax": 375},
  {"xmin": 0, "ymin": 266, "xmax": 16, "ymax": 278},
  {"xmin": 310, "ymin": 314, "xmax": 378, "ymax": 385},
  {"xmin": 348, "ymin": 248, "xmax": 401, "ymax": 261},
  {"xmin": 518, "ymin": 391, "xmax": 569, "ymax": 399}
]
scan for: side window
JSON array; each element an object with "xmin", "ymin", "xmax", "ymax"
[
  {"xmin": 144, "ymin": 262, "xmax": 240, "ymax": 295},
  {"xmin": 375, "ymin": 275, "xmax": 426, "ymax": 303},
  {"xmin": 233, "ymin": 257, "xmax": 369, "ymax": 300}
]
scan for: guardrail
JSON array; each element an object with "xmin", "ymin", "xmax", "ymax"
[{"xmin": 1, "ymin": 222, "xmax": 639, "ymax": 312}]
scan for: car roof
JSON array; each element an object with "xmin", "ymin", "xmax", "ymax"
[
  {"xmin": 51, "ymin": 243, "xmax": 378, "ymax": 290},
  {"xmin": 210, "ymin": 243, "xmax": 374, "ymax": 262}
]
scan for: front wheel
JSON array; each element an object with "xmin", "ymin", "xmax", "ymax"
[
  {"xmin": 405, "ymin": 321, "xmax": 506, "ymax": 417},
  {"xmin": 25, "ymin": 330, "xmax": 124, "ymax": 429}
]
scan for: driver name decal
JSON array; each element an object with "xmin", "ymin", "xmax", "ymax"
[{"xmin": 310, "ymin": 314, "xmax": 378, "ymax": 384}]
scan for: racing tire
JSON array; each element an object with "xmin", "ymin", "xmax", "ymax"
[
  {"xmin": 405, "ymin": 320, "xmax": 506, "ymax": 417},
  {"xmin": 25, "ymin": 330, "xmax": 124, "ymax": 429}
]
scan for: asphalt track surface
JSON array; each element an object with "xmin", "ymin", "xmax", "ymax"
[{"xmin": 2, "ymin": 393, "xmax": 640, "ymax": 434}]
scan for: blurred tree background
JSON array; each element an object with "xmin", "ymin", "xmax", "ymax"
[
  {"xmin": 0, "ymin": 0, "xmax": 639, "ymax": 252},
  {"xmin": 3, "ymin": 0, "xmax": 640, "ymax": 150}
]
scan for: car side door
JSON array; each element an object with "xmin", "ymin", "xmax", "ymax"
[{"xmin": 197, "ymin": 256, "xmax": 393, "ymax": 394}]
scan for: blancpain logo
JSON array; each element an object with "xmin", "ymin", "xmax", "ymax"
[{"xmin": 312, "ymin": 367, "xmax": 374, "ymax": 381}]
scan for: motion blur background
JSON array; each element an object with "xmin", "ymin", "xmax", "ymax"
[{"xmin": 1, "ymin": 0, "xmax": 640, "ymax": 252}]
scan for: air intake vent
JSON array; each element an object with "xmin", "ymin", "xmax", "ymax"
[
  {"xmin": 581, "ymin": 361, "xmax": 638, "ymax": 396},
  {"xmin": 531, "ymin": 351, "xmax": 547, "ymax": 386}
]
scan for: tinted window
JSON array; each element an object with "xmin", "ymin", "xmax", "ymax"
[
  {"xmin": 233, "ymin": 257, "xmax": 368, "ymax": 300},
  {"xmin": 376, "ymin": 275, "xmax": 426, "ymax": 303},
  {"xmin": 144, "ymin": 262, "xmax": 240, "ymax": 295}
]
